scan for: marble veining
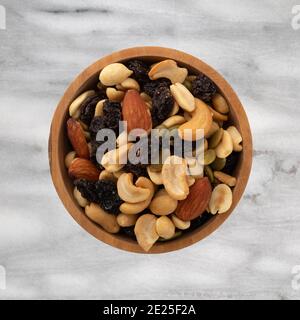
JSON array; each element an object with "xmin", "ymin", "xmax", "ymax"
[{"xmin": 0, "ymin": 0, "xmax": 300, "ymax": 299}]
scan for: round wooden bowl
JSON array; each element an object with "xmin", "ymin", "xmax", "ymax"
[{"xmin": 49, "ymin": 46, "xmax": 252, "ymax": 254}]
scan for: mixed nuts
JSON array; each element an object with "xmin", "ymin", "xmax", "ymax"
[{"xmin": 64, "ymin": 58, "xmax": 243, "ymax": 252}]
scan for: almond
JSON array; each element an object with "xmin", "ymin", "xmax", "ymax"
[
  {"xmin": 67, "ymin": 118, "xmax": 90, "ymax": 159},
  {"xmin": 122, "ymin": 89, "xmax": 152, "ymax": 134},
  {"xmin": 175, "ymin": 177, "xmax": 212, "ymax": 221},
  {"xmin": 68, "ymin": 158, "xmax": 100, "ymax": 181}
]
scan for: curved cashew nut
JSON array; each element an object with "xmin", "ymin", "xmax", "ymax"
[
  {"xmin": 227, "ymin": 126, "xmax": 243, "ymax": 152},
  {"xmin": 119, "ymin": 177, "xmax": 155, "ymax": 214},
  {"xmin": 69, "ymin": 90, "xmax": 95, "ymax": 119},
  {"xmin": 215, "ymin": 130, "xmax": 233, "ymax": 158},
  {"xmin": 117, "ymin": 173, "xmax": 151, "ymax": 203},
  {"xmin": 148, "ymin": 59, "xmax": 188, "ymax": 84},
  {"xmin": 161, "ymin": 155, "xmax": 189, "ymax": 200},
  {"xmin": 147, "ymin": 166, "xmax": 163, "ymax": 185},
  {"xmin": 106, "ymin": 87, "xmax": 125, "ymax": 102},
  {"xmin": 178, "ymin": 98, "xmax": 213, "ymax": 141},
  {"xmin": 101, "ymin": 143, "xmax": 132, "ymax": 172}
]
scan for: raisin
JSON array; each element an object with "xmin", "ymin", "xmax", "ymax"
[
  {"xmin": 102, "ymin": 101, "xmax": 122, "ymax": 134},
  {"xmin": 74, "ymin": 179, "xmax": 122, "ymax": 214},
  {"xmin": 126, "ymin": 59, "xmax": 150, "ymax": 84},
  {"xmin": 192, "ymin": 73, "xmax": 217, "ymax": 103},
  {"xmin": 143, "ymin": 78, "xmax": 171, "ymax": 97},
  {"xmin": 187, "ymin": 212, "xmax": 213, "ymax": 232},
  {"xmin": 123, "ymin": 163, "xmax": 148, "ymax": 178},
  {"xmin": 94, "ymin": 180, "xmax": 123, "ymax": 214},
  {"xmin": 80, "ymin": 93, "xmax": 105, "ymax": 125},
  {"xmin": 151, "ymin": 84, "xmax": 174, "ymax": 127},
  {"xmin": 222, "ymin": 152, "xmax": 239, "ymax": 175},
  {"xmin": 89, "ymin": 116, "xmax": 105, "ymax": 139}
]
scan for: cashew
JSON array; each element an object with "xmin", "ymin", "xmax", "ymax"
[
  {"xmin": 134, "ymin": 214, "xmax": 159, "ymax": 252},
  {"xmin": 106, "ymin": 87, "xmax": 125, "ymax": 102},
  {"xmin": 215, "ymin": 130, "xmax": 233, "ymax": 158},
  {"xmin": 212, "ymin": 93, "xmax": 229, "ymax": 114},
  {"xmin": 161, "ymin": 115, "xmax": 186, "ymax": 128},
  {"xmin": 149, "ymin": 189, "xmax": 178, "ymax": 215},
  {"xmin": 156, "ymin": 216, "xmax": 175, "ymax": 240},
  {"xmin": 227, "ymin": 126, "xmax": 243, "ymax": 152},
  {"xmin": 147, "ymin": 166, "xmax": 163, "ymax": 185},
  {"xmin": 121, "ymin": 78, "xmax": 140, "ymax": 91},
  {"xmin": 117, "ymin": 173, "xmax": 151, "ymax": 203},
  {"xmin": 69, "ymin": 90, "xmax": 95, "ymax": 118},
  {"xmin": 178, "ymin": 98, "xmax": 213, "ymax": 141},
  {"xmin": 101, "ymin": 143, "xmax": 132, "ymax": 172},
  {"xmin": 73, "ymin": 187, "xmax": 88, "ymax": 207},
  {"xmin": 171, "ymin": 214, "xmax": 191, "ymax": 230},
  {"xmin": 65, "ymin": 151, "xmax": 76, "ymax": 168},
  {"xmin": 170, "ymin": 101, "xmax": 179, "ymax": 116},
  {"xmin": 116, "ymin": 213, "xmax": 138, "ymax": 227},
  {"xmin": 148, "ymin": 59, "xmax": 188, "ymax": 84},
  {"xmin": 94, "ymin": 99, "xmax": 106, "ymax": 117},
  {"xmin": 161, "ymin": 155, "xmax": 189, "ymax": 200},
  {"xmin": 208, "ymin": 184, "xmax": 233, "ymax": 214},
  {"xmin": 119, "ymin": 177, "xmax": 155, "ymax": 214},
  {"xmin": 85, "ymin": 203, "xmax": 120, "ymax": 233},
  {"xmin": 213, "ymin": 171, "xmax": 236, "ymax": 187},
  {"xmin": 170, "ymin": 82, "xmax": 195, "ymax": 112},
  {"xmin": 206, "ymin": 121, "xmax": 219, "ymax": 138},
  {"xmin": 116, "ymin": 131, "xmax": 128, "ymax": 148},
  {"xmin": 99, "ymin": 170, "xmax": 117, "ymax": 182},
  {"xmin": 209, "ymin": 106, "xmax": 228, "ymax": 122},
  {"xmin": 99, "ymin": 63, "xmax": 133, "ymax": 86}
]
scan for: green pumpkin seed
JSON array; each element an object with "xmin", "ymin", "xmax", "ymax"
[
  {"xmin": 204, "ymin": 165, "xmax": 214, "ymax": 183},
  {"xmin": 209, "ymin": 128, "xmax": 224, "ymax": 149},
  {"xmin": 201, "ymin": 149, "xmax": 216, "ymax": 165},
  {"xmin": 211, "ymin": 157, "xmax": 226, "ymax": 171},
  {"xmin": 183, "ymin": 79, "xmax": 192, "ymax": 91}
]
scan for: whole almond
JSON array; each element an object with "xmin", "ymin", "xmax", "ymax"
[
  {"xmin": 175, "ymin": 177, "xmax": 212, "ymax": 221},
  {"xmin": 68, "ymin": 158, "xmax": 100, "ymax": 181},
  {"xmin": 67, "ymin": 118, "xmax": 90, "ymax": 159},
  {"xmin": 122, "ymin": 90, "xmax": 152, "ymax": 134}
]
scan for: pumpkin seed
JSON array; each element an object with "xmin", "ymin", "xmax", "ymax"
[
  {"xmin": 204, "ymin": 165, "xmax": 214, "ymax": 183},
  {"xmin": 209, "ymin": 128, "xmax": 224, "ymax": 149},
  {"xmin": 183, "ymin": 79, "xmax": 192, "ymax": 91},
  {"xmin": 211, "ymin": 157, "xmax": 226, "ymax": 171}
]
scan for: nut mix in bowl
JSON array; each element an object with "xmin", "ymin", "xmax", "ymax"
[{"xmin": 62, "ymin": 53, "xmax": 244, "ymax": 253}]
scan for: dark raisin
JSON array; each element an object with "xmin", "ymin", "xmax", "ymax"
[
  {"xmin": 143, "ymin": 78, "xmax": 171, "ymax": 97},
  {"xmin": 222, "ymin": 152, "xmax": 239, "ymax": 175},
  {"xmin": 80, "ymin": 93, "xmax": 105, "ymax": 125},
  {"xmin": 74, "ymin": 179, "xmax": 99, "ymax": 204},
  {"xmin": 151, "ymin": 84, "xmax": 174, "ymax": 127},
  {"xmin": 103, "ymin": 100, "xmax": 121, "ymax": 113},
  {"xmin": 90, "ymin": 138, "xmax": 104, "ymax": 169},
  {"xmin": 187, "ymin": 212, "xmax": 213, "ymax": 232},
  {"xmin": 126, "ymin": 59, "xmax": 150, "ymax": 84},
  {"xmin": 102, "ymin": 101, "xmax": 122, "ymax": 134},
  {"xmin": 74, "ymin": 179, "xmax": 122, "ymax": 214},
  {"xmin": 94, "ymin": 180, "xmax": 123, "ymax": 214},
  {"xmin": 123, "ymin": 163, "xmax": 148, "ymax": 178},
  {"xmin": 192, "ymin": 73, "xmax": 217, "ymax": 103},
  {"xmin": 121, "ymin": 226, "xmax": 136, "ymax": 239},
  {"xmin": 89, "ymin": 116, "xmax": 105, "ymax": 139}
]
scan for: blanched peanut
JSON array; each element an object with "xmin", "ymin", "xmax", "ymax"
[
  {"xmin": 156, "ymin": 216, "xmax": 175, "ymax": 239},
  {"xmin": 116, "ymin": 213, "xmax": 138, "ymax": 227},
  {"xmin": 99, "ymin": 63, "xmax": 133, "ymax": 86},
  {"xmin": 215, "ymin": 130, "xmax": 233, "ymax": 158},
  {"xmin": 213, "ymin": 171, "xmax": 236, "ymax": 187},
  {"xmin": 149, "ymin": 189, "xmax": 178, "ymax": 215},
  {"xmin": 85, "ymin": 203, "xmax": 120, "ymax": 233},
  {"xmin": 121, "ymin": 78, "xmax": 140, "ymax": 91},
  {"xmin": 171, "ymin": 214, "xmax": 191, "ymax": 230},
  {"xmin": 212, "ymin": 93, "xmax": 229, "ymax": 114}
]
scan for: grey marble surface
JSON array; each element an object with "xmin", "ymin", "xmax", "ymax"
[{"xmin": 1, "ymin": 0, "xmax": 300, "ymax": 300}]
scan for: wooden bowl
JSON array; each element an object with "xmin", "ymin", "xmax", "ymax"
[{"xmin": 49, "ymin": 46, "xmax": 252, "ymax": 254}]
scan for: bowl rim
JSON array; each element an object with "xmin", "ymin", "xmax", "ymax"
[{"xmin": 49, "ymin": 46, "xmax": 253, "ymax": 254}]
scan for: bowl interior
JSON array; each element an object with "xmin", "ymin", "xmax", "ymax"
[{"xmin": 50, "ymin": 47, "xmax": 252, "ymax": 254}]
